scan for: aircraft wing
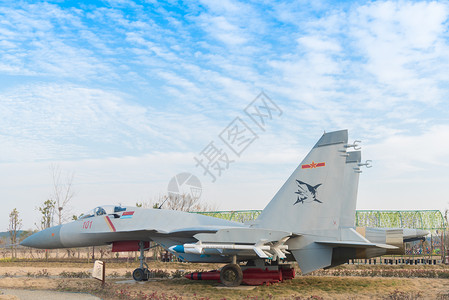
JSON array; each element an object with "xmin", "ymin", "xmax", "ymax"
[
  {"xmin": 193, "ymin": 228, "xmax": 293, "ymax": 244},
  {"xmin": 316, "ymin": 240, "xmax": 398, "ymax": 249},
  {"xmin": 91, "ymin": 225, "xmax": 227, "ymax": 236},
  {"xmin": 166, "ymin": 228, "xmax": 294, "ymax": 260},
  {"xmin": 161, "ymin": 225, "xmax": 244, "ymax": 236}
]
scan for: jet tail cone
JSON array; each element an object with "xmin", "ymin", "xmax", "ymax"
[
  {"xmin": 403, "ymin": 228, "xmax": 430, "ymax": 241},
  {"xmin": 416, "ymin": 229, "xmax": 430, "ymax": 237}
]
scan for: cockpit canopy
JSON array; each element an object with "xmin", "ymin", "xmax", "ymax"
[{"xmin": 79, "ymin": 205, "xmax": 128, "ymax": 219}]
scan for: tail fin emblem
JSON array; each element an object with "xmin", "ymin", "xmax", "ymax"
[
  {"xmin": 301, "ymin": 161, "xmax": 325, "ymax": 169},
  {"xmin": 294, "ymin": 180, "xmax": 322, "ymax": 205}
]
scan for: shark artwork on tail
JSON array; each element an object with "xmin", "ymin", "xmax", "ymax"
[
  {"xmin": 294, "ymin": 180, "xmax": 322, "ymax": 204},
  {"xmin": 21, "ymin": 130, "xmax": 428, "ymax": 286}
]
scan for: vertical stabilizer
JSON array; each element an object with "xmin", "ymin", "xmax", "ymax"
[
  {"xmin": 254, "ymin": 130, "xmax": 348, "ymax": 236},
  {"xmin": 340, "ymin": 151, "xmax": 361, "ymax": 228}
]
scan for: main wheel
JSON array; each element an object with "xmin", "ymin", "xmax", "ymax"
[
  {"xmin": 220, "ymin": 264, "xmax": 243, "ymax": 287},
  {"xmin": 132, "ymin": 268, "xmax": 145, "ymax": 281}
]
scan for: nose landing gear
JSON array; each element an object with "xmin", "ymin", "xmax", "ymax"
[{"xmin": 132, "ymin": 267, "xmax": 148, "ymax": 281}]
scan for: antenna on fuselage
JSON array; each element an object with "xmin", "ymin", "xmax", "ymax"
[{"xmin": 158, "ymin": 196, "xmax": 169, "ymax": 209}]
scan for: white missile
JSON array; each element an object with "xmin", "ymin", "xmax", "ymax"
[{"xmin": 169, "ymin": 240, "xmax": 289, "ymax": 259}]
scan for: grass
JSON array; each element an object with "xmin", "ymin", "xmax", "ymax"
[
  {"xmin": 1, "ymin": 260, "xmax": 449, "ymax": 299},
  {"xmin": 257, "ymin": 276, "xmax": 404, "ymax": 294},
  {"xmin": 0, "ymin": 259, "xmax": 221, "ymax": 271},
  {"xmin": 48, "ymin": 276, "xmax": 415, "ymax": 299},
  {"xmin": 59, "ymin": 270, "xmax": 91, "ymax": 278}
]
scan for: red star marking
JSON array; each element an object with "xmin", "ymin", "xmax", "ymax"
[{"xmin": 301, "ymin": 161, "xmax": 325, "ymax": 169}]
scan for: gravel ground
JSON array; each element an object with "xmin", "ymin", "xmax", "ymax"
[{"xmin": 0, "ymin": 288, "xmax": 100, "ymax": 300}]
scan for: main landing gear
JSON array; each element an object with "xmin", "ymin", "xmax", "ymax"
[
  {"xmin": 220, "ymin": 263, "xmax": 243, "ymax": 287},
  {"xmin": 133, "ymin": 241, "xmax": 150, "ymax": 281}
]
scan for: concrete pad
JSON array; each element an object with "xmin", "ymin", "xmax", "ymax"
[
  {"xmin": 114, "ymin": 279, "xmax": 140, "ymax": 284},
  {"xmin": 215, "ymin": 285, "xmax": 257, "ymax": 290},
  {"xmin": 0, "ymin": 289, "xmax": 100, "ymax": 300},
  {"xmin": 114, "ymin": 278, "xmax": 164, "ymax": 284}
]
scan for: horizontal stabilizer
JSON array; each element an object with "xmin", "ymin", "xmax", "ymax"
[
  {"xmin": 373, "ymin": 243, "xmax": 399, "ymax": 250},
  {"xmin": 316, "ymin": 241, "xmax": 398, "ymax": 249}
]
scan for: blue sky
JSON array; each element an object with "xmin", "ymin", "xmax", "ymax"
[{"xmin": 1, "ymin": 0, "xmax": 449, "ymax": 230}]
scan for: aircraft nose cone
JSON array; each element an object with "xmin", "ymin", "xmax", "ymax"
[{"xmin": 21, "ymin": 225, "xmax": 64, "ymax": 249}]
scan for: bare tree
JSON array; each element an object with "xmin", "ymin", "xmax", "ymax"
[
  {"xmin": 50, "ymin": 164, "xmax": 75, "ymax": 225},
  {"xmin": 151, "ymin": 193, "xmax": 217, "ymax": 212},
  {"xmin": 165, "ymin": 194, "xmax": 196, "ymax": 211},
  {"xmin": 8, "ymin": 208, "xmax": 22, "ymax": 258},
  {"xmin": 0, "ymin": 235, "xmax": 5, "ymax": 249},
  {"xmin": 36, "ymin": 199, "xmax": 55, "ymax": 230}
]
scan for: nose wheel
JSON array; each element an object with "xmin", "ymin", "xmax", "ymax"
[{"xmin": 132, "ymin": 268, "xmax": 148, "ymax": 281}]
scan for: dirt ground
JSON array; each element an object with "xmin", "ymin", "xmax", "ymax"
[{"xmin": 1, "ymin": 261, "xmax": 449, "ymax": 299}]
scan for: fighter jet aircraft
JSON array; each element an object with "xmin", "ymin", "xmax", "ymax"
[{"xmin": 21, "ymin": 130, "xmax": 428, "ymax": 286}]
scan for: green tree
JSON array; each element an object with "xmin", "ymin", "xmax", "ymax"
[
  {"xmin": 36, "ymin": 199, "xmax": 55, "ymax": 230},
  {"xmin": 72, "ymin": 213, "xmax": 84, "ymax": 221},
  {"xmin": 8, "ymin": 208, "xmax": 22, "ymax": 258}
]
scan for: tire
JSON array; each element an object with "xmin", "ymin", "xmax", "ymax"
[
  {"xmin": 132, "ymin": 268, "xmax": 145, "ymax": 281},
  {"xmin": 220, "ymin": 264, "xmax": 243, "ymax": 287}
]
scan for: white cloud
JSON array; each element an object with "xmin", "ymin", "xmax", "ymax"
[
  {"xmin": 0, "ymin": 84, "xmax": 166, "ymax": 161},
  {"xmin": 367, "ymin": 125, "xmax": 449, "ymax": 173},
  {"xmin": 349, "ymin": 1, "xmax": 449, "ymax": 104},
  {"xmin": 297, "ymin": 36, "xmax": 342, "ymax": 52},
  {"xmin": 0, "ymin": 4, "xmax": 118, "ymax": 80},
  {"xmin": 199, "ymin": 16, "xmax": 248, "ymax": 46},
  {"xmin": 357, "ymin": 125, "xmax": 449, "ymax": 211}
]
